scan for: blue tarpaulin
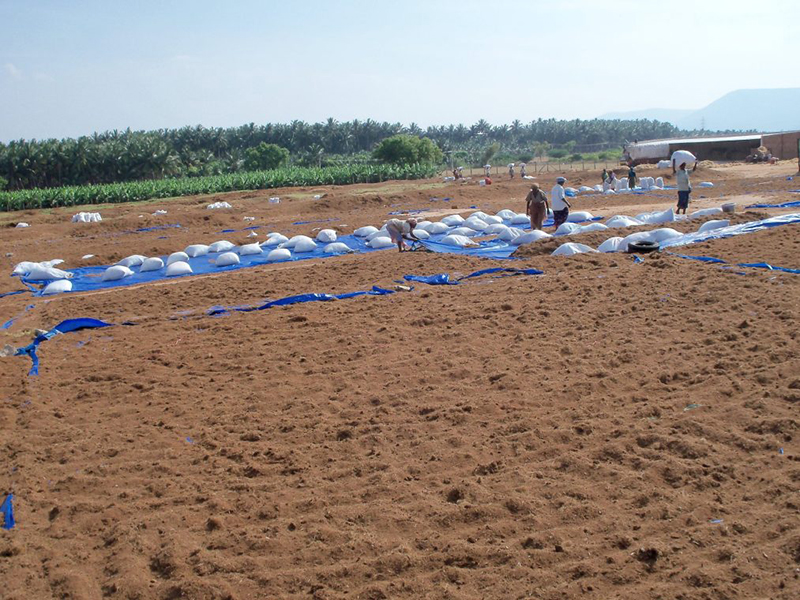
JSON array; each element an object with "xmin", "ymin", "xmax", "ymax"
[
  {"xmin": 404, "ymin": 274, "xmax": 457, "ymax": 285},
  {"xmin": 208, "ymin": 286, "xmax": 396, "ymax": 316},
  {"xmin": 1, "ymin": 494, "xmax": 13, "ymax": 530},
  {"xmin": 16, "ymin": 214, "xmax": 570, "ymax": 295},
  {"xmin": 0, "ymin": 290, "xmax": 26, "ymax": 299},
  {"xmin": 14, "ymin": 318, "xmax": 113, "ymax": 375},
  {"xmin": 669, "ymin": 253, "xmax": 800, "ymax": 274},
  {"xmin": 659, "ymin": 213, "xmax": 800, "ymax": 249},
  {"xmin": 744, "ymin": 200, "xmax": 800, "ymax": 209},
  {"xmin": 405, "ymin": 267, "xmax": 543, "ymax": 286},
  {"xmin": 129, "ymin": 224, "xmax": 181, "ymax": 233}
]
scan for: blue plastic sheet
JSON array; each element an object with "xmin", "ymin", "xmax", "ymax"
[
  {"xmin": 0, "ymin": 290, "xmax": 26, "ymax": 299},
  {"xmin": 668, "ymin": 253, "xmax": 800, "ymax": 274},
  {"xmin": 133, "ymin": 224, "xmax": 181, "ymax": 233},
  {"xmin": 659, "ymin": 213, "xmax": 800, "ymax": 249},
  {"xmin": 15, "ymin": 214, "xmax": 598, "ymax": 295},
  {"xmin": 1, "ymin": 494, "xmax": 13, "ymax": 530},
  {"xmin": 14, "ymin": 318, "xmax": 113, "ymax": 375},
  {"xmin": 457, "ymin": 267, "xmax": 543, "ymax": 280},
  {"xmin": 209, "ymin": 286, "xmax": 396, "ymax": 316},
  {"xmin": 405, "ymin": 267, "xmax": 543, "ymax": 286},
  {"xmin": 404, "ymin": 274, "xmax": 457, "ymax": 285},
  {"xmin": 744, "ymin": 200, "xmax": 800, "ymax": 209},
  {"xmin": 292, "ymin": 218, "xmax": 340, "ymax": 225}
]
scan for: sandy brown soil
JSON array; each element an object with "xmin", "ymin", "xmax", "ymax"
[{"xmin": 1, "ymin": 163, "xmax": 798, "ymax": 599}]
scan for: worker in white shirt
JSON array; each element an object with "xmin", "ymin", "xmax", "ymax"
[
  {"xmin": 673, "ymin": 161, "xmax": 697, "ymax": 215},
  {"xmin": 385, "ymin": 218, "xmax": 420, "ymax": 252},
  {"xmin": 550, "ymin": 176, "xmax": 571, "ymax": 229}
]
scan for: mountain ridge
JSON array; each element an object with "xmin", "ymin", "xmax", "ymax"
[{"xmin": 599, "ymin": 88, "xmax": 800, "ymax": 132}]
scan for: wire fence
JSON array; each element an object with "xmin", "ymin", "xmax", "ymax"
[{"xmin": 447, "ymin": 160, "xmax": 623, "ymax": 178}]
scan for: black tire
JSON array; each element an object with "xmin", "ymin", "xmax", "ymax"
[{"xmin": 627, "ymin": 240, "xmax": 659, "ymax": 254}]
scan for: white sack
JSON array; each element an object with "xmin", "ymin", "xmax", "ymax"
[
  {"xmin": 266, "ymin": 248, "xmax": 291, "ymax": 261},
  {"xmin": 697, "ymin": 219, "xmax": 729, "ymax": 233},
  {"xmin": 209, "ymin": 240, "xmax": 235, "ymax": 253},
  {"xmin": 41, "ymin": 280, "xmax": 73, "ymax": 295},
  {"xmin": 316, "ymin": 229, "xmax": 337, "ymax": 243},
  {"xmin": 117, "ymin": 255, "xmax": 147, "ymax": 268},
  {"xmin": 167, "ymin": 251, "xmax": 189, "ymax": 265},
  {"xmin": 166, "ymin": 261, "xmax": 192, "ymax": 276},
  {"xmin": 215, "ymin": 252, "xmax": 240, "ymax": 267},
  {"xmin": 101, "ymin": 265, "xmax": 133, "ymax": 281},
  {"xmin": 140, "ymin": 257, "xmax": 164, "ymax": 272},
  {"xmin": 552, "ymin": 243, "xmax": 597, "ymax": 256},
  {"xmin": 185, "ymin": 244, "xmax": 209, "ymax": 258}
]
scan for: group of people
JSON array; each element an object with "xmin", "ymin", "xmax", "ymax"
[
  {"xmin": 525, "ymin": 177, "xmax": 571, "ymax": 231},
  {"xmin": 506, "ymin": 163, "xmax": 527, "ymax": 179},
  {"xmin": 390, "ymin": 159, "xmax": 700, "ymax": 251}
]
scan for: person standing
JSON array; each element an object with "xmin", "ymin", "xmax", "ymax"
[
  {"xmin": 508, "ymin": 163, "xmax": 515, "ymax": 179},
  {"xmin": 520, "ymin": 162, "xmax": 527, "ymax": 178},
  {"xmin": 673, "ymin": 161, "xmax": 697, "ymax": 215},
  {"xmin": 601, "ymin": 168, "xmax": 608, "ymax": 183},
  {"xmin": 607, "ymin": 170, "xmax": 617, "ymax": 191},
  {"xmin": 385, "ymin": 218, "xmax": 419, "ymax": 252},
  {"xmin": 484, "ymin": 164, "xmax": 491, "ymax": 178},
  {"xmin": 525, "ymin": 183, "xmax": 549, "ymax": 230},
  {"xmin": 627, "ymin": 164, "xmax": 637, "ymax": 189},
  {"xmin": 551, "ymin": 176, "xmax": 571, "ymax": 229}
]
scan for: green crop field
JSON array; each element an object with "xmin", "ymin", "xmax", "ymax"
[{"xmin": 0, "ymin": 163, "xmax": 440, "ymax": 212}]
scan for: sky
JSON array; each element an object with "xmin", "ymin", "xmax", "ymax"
[{"xmin": 1, "ymin": 0, "xmax": 799, "ymax": 141}]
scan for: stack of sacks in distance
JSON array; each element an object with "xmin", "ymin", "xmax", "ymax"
[{"xmin": 72, "ymin": 212, "xmax": 102, "ymax": 223}]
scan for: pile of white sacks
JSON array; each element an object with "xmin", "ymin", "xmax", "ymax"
[
  {"xmin": 207, "ymin": 201, "xmax": 233, "ymax": 210},
  {"xmin": 12, "ymin": 204, "xmax": 738, "ymax": 294},
  {"xmin": 72, "ymin": 212, "xmax": 102, "ymax": 223}
]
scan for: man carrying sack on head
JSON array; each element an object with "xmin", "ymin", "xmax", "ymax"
[{"xmin": 525, "ymin": 183, "xmax": 549, "ymax": 230}]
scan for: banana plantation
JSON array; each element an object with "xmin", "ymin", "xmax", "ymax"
[
  {"xmin": 0, "ymin": 163, "xmax": 440, "ymax": 212},
  {"xmin": 0, "ymin": 117, "xmax": 703, "ymax": 192}
]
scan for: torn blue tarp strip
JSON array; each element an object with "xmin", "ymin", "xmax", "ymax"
[
  {"xmin": 737, "ymin": 262, "xmax": 800, "ymax": 274},
  {"xmin": 292, "ymin": 218, "xmax": 340, "ymax": 225},
  {"xmin": 14, "ymin": 318, "xmax": 113, "ymax": 376},
  {"xmin": 457, "ymin": 267, "xmax": 543, "ymax": 280},
  {"xmin": 208, "ymin": 286, "xmax": 396, "ymax": 316},
  {"xmin": 405, "ymin": 268, "xmax": 543, "ymax": 286},
  {"xmin": 404, "ymin": 274, "xmax": 457, "ymax": 285},
  {"xmin": 0, "ymin": 290, "xmax": 27, "ymax": 299},
  {"xmin": 744, "ymin": 200, "xmax": 800, "ymax": 209},
  {"xmin": 1, "ymin": 494, "xmax": 13, "ymax": 530},
  {"xmin": 668, "ymin": 253, "xmax": 799, "ymax": 273},
  {"xmin": 133, "ymin": 224, "xmax": 181, "ymax": 233},
  {"xmin": 669, "ymin": 253, "xmax": 727, "ymax": 264},
  {"xmin": 633, "ymin": 255, "xmax": 644, "ymax": 264}
]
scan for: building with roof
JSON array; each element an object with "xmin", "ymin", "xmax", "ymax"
[{"xmin": 624, "ymin": 131, "xmax": 800, "ymax": 164}]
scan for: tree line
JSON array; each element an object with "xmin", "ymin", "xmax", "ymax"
[{"xmin": 0, "ymin": 118, "xmax": 733, "ymax": 191}]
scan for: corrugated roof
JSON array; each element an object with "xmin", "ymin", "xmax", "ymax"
[{"xmin": 630, "ymin": 134, "xmax": 762, "ymax": 148}]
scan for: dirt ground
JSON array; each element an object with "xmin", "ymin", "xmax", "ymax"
[{"xmin": 1, "ymin": 161, "xmax": 798, "ymax": 599}]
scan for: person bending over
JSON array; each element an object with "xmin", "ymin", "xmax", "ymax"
[{"xmin": 385, "ymin": 218, "xmax": 419, "ymax": 252}]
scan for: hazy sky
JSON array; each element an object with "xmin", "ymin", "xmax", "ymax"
[{"xmin": 2, "ymin": 0, "xmax": 798, "ymax": 141}]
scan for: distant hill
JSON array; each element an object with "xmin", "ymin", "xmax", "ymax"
[{"xmin": 600, "ymin": 88, "xmax": 800, "ymax": 132}]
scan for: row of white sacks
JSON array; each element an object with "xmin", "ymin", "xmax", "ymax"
[
  {"xmin": 12, "ymin": 205, "xmax": 733, "ymax": 294},
  {"xmin": 551, "ymin": 217, "xmax": 730, "ymax": 256},
  {"xmin": 566, "ymin": 178, "xmax": 713, "ymax": 196}
]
